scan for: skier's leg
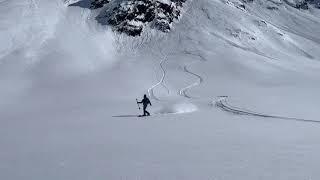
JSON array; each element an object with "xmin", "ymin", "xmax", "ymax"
[{"xmin": 143, "ymin": 106, "xmax": 147, "ymax": 116}]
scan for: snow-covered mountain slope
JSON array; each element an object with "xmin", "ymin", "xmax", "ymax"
[{"xmin": 1, "ymin": 0, "xmax": 320, "ymax": 180}]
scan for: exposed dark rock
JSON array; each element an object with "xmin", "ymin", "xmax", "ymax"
[
  {"xmin": 107, "ymin": 0, "xmax": 155, "ymax": 36},
  {"xmin": 282, "ymin": 0, "xmax": 320, "ymax": 9},
  {"xmin": 295, "ymin": 1, "xmax": 309, "ymax": 9},
  {"xmin": 107, "ymin": 0, "xmax": 187, "ymax": 36},
  {"xmin": 239, "ymin": 4, "xmax": 246, "ymax": 9},
  {"xmin": 307, "ymin": 0, "xmax": 320, "ymax": 8},
  {"xmin": 267, "ymin": 6, "xmax": 279, "ymax": 10},
  {"xmin": 90, "ymin": 0, "xmax": 110, "ymax": 9},
  {"xmin": 241, "ymin": 0, "xmax": 253, "ymax": 3}
]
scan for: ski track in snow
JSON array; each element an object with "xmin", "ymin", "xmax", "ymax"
[
  {"xmin": 148, "ymin": 50, "xmax": 205, "ymax": 100},
  {"xmin": 178, "ymin": 64, "xmax": 203, "ymax": 98},
  {"xmin": 147, "ymin": 58, "xmax": 170, "ymax": 101},
  {"xmin": 216, "ymin": 96, "xmax": 320, "ymax": 124},
  {"xmin": 178, "ymin": 50, "xmax": 206, "ymax": 98},
  {"xmin": 178, "ymin": 62, "xmax": 204, "ymax": 98}
]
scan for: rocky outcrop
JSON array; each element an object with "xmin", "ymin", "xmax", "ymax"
[
  {"xmin": 90, "ymin": 0, "xmax": 110, "ymax": 9},
  {"xmin": 107, "ymin": 0, "xmax": 186, "ymax": 36}
]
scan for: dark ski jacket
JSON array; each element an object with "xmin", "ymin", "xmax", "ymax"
[{"xmin": 138, "ymin": 97, "xmax": 152, "ymax": 107}]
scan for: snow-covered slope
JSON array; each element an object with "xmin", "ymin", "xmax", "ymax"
[{"xmin": 1, "ymin": 0, "xmax": 320, "ymax": 179}]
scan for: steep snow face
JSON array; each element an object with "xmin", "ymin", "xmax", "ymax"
[{"xmin": 0, "ymin": 0, "xmax": 116, "ymax": 105}]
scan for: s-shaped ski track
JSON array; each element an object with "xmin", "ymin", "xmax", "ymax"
[
  {"xmin": 178, "ymin": 64, "xmax": 203, "ymax": 98},
  {"xmin": 178, "ymin": 50, "xmax": 206, "ymax": 98},
  {"xmin": 148, "ymin": 58, "xmax": 169, "ymax": 101}
]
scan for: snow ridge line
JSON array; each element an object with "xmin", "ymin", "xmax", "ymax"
[
  {"xmin": 148, "ymin": 58, "xmax": 170, "ymax": 101},
  {"xmin": 215, "ymin": 96, "xmax": 320, "ymax": 123},
  {"xmin": 249, "ymin": 9, "xmax": 320, "ymax": 45},
  {"xmin": 208, "ymin": 31, "xmax": 278, "ymax": 61}
]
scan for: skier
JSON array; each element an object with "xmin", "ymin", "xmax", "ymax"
[{"xmin": 137, "ymin": 94, "xmax": 152, "ymax": 116}]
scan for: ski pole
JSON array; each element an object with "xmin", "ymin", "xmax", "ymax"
[{"xmin": 136, "ymin": 99, "xmax": 140, "ymax": 109}]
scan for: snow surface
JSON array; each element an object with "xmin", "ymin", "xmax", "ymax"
[{"xmin": 1, "ymin": 0, "xmax": 320, "ymax": 179}]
